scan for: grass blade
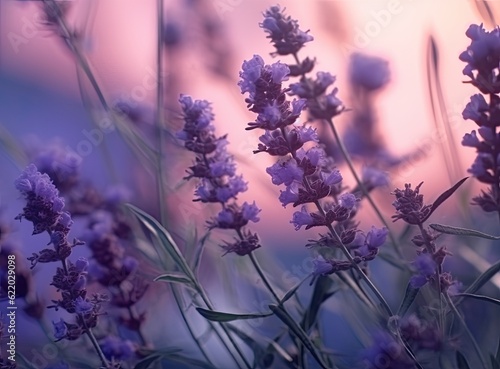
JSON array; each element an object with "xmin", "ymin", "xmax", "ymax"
[
  {"xmin": 196, "ymin": 307, "xmax": 273, "ymax": 322},
  {"xmin": 154, "ymin": 272, "xmax": 195, "ymax": 289},
  {"xmin": 456, "ymin": 293, "xmax": 500, "ymax": 307},
  {"xmin": 126, "ymin": 203, "xmax": 192, "ymax": 277}
]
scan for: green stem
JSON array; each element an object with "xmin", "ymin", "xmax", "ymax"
[
  {"xmin": 84, "ymin": 327, "xmax": 110, "ymax": 368},
  {"xmin": 170, "ymin": 284, "xmax": 216, "ymax": 366},
  {"xmin": 246, "ymin": 242, "xmax": 323, "ymax": 368},
  {"xmin": 329, "ymin": 225, "xmax": 393, "ymax": 318},
  {"xmin": 156, "ymin": 0, "xmax": 167, "ymax": 227},
  {"xmin": 194, "ymin": 286, "xmax": 253, "ymax": 369},
  {"xmin": 445, "ymin": 293, "xmax": 489, "ymax": 369},
  {"xmin": 248, "ymin": 251, "xmax": 281, "ymax": 303},
  {"xmin": 324, "ymin": 118, "xmax": 403, "ymax": 259}
]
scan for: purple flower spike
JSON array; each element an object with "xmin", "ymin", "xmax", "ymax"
[
  {"xmin": 179, "ymin": 95, "xmax": 261, "ymax": 256},
  {"xmin": 260, "ymin": 5, "xmax": 313, "ymax": 56}
]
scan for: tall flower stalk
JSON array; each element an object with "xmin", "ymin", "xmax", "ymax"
[
  {"xmin": 238, "ymin": 53, "xmax": 392, "ymax": 318},
  {"xmin": 14, "ymin": 164, "xmax": 112, "ymax": 368},
  {"xmin": 258, "ymin": 5, "xmax": 403, "ymax": 259},
  {"xmin": 460, "ymin": 24, "xmax": 500, "ymax": 224},
  {"xmin": 177, "ymin": 94, "xmax": 335, "ymax": 369}
]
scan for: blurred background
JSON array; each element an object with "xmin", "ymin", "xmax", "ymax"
[{"xmin": 1, "ymin": 0, "xmax": 500, "ymax": 368}]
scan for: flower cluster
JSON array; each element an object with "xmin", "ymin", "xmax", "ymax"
[
  {"xmin": 177, "ymin": 94, "xmax": 261, "ymax": 256},
  {"xmin": 239, "ymin": 50, "xmax": 387, "ymax": 275},
  {"xmin": 260, "ymin": 5, "xmax": 313, "ymax": 56},
  {"xmin": 25, "ymin": 138, "xmax": 81, "ymax": 193},
  {"xmin": 25, "ymin": 138, "xmax": 147, "ymax": 352},
  {"xmin": 83, "ymin": 210, "xmax": 146, "ymax": 337},
  {"xmin": 460, "ymin": 24, "xmax": 500, "ymax": 215},
  {"xmin": 14, "ymin": 164, "xmax": 106, "ymax": 342},
  {"xmin": 391, "ymin": 182, "xmax": 457, "ymax": 291}
]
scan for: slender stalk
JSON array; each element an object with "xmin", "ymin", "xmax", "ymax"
[
  {"xmin": 280, "ymin": 129, "xmax": 393, "ymax": 318},
  {"xmin": 60, "ymin": 257, "xmax": 110, "ymax": 368},
  {"xmin": 290, "ymin": 52, "xmax": 403, "ymax": 260},
  {"xmin": 324, "ymin": 118, "xmax": 403, "ymax": 259},
  {"xmin": 445, "ymin": 293, "xmax": 489, "ymax": 369},
  {"xmin": 156, "ymin": 0, "xmax": 167, "ymax": 226},
  {"xmin": 170, "ymin": 284, "xmax": 216, "ymax": 366},
  {"xmin": 248, "ymin": 251, "xmax": 281, "ymax": 303},
  {"xmin": 194, "ymin": 285, "xmax": 253, "ymax": 369},
  {"xmin": 239, "ymin": 231, "xmax": 332, "ymax": 368},
  {"xmin": 84, "ymin": 328, "xmax": 110, "ymax": 368},
  {"xmin": 330, "ymin": 227, "xmax": 393, "ymax": 318}
]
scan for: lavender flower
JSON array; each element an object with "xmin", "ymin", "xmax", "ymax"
[
  {"xmin": 392, "ymin": 182, "xmax": 458, "ymax": 293},
  {"xmin": 15, "ymin": 164, "xmax": 107, "ymax": 345},
  {"xmin": 391, "ymin": 182, "xmax": 431, "ymax": 225},
  {"xmin": 260, "ymin": 5, "xmax": 313, "ymax": 56},
  {"xmin": 349, "ymin": 52, "xmax": 390, "ymax": 91},
  {"xmin": 409, "ymin": 253, "xmax": 437, "ymax": 288},
  {"xmin": 240, "ymin": 50, "xmax": 388, "ymax": 275},
  {"xmin": 99, "ymin": 336, "xmax": 136, "ymax": 361},
  {"xmin": 178, "ymin": 95, "xmax": 261, "ymax": 256},
  {"xmin": 460, "ymin": 24, "xmax": 500, "ymax": 216},
  {"xmin": 459, "ymin": 24, "xmax": 500, "ymax": 93}
]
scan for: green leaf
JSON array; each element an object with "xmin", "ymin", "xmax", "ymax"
[
  {"xmin": 301, "ymin": 276, "xmax": 335, "ymax": 331},
  {"xmin": 134, "ymin": 354, "xmax": 162, "ymax": 369},
  {"xmin": 154, "ymin": 272, "xmax": 195, "ymax": 289},
  {"xmin": 269, "ymin": 304, "xmax": 330, "ymax": 369},
  {"xmin": 280, "ymin": 274, "xmax": 310, "ymax": 305},
  {"xmin": 126, "ymin": 204, "xmax": 193, "ymax": 277},
  {"xmin": 422, "ymin": 177, "xmax": 468, "ymax": 223},
  {"xmin": 430, "ymin": 223, "xmax": 500, "ymax": 240},
  {"xmin": 397, "ymin": 283, "xmax": 420, "ymax": 317},
  {"xmin": 456, "ymin": 293, "xmax": 500, "ymax": 307},
  {"xmin": 459, "ymin": 259, "xmax": 500, "ymax": 305},
  {"xmin": 196, "ymin": 307, "xmax": 273, "ymax": 322},
  {"xmin": 456, "ymin": 351, "xmax": 471, "ymax": 369}
]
